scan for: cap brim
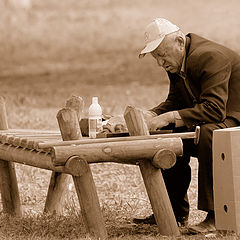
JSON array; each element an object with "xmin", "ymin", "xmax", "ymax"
[{"xmin": 139, "ymin": 37, "xmax": 164, "ymax": 58}]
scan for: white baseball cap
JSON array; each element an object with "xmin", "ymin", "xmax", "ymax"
[{"xmin": 139, "ymin": 18, "xmax": 179, "ymax": 58}]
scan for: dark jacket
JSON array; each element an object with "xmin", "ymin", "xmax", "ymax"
[{"xmin": 151, "ymin": 33, "xmax": 240, "ymax": 130}]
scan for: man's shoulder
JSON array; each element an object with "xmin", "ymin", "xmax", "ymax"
[
  {"xmin": 185, "ymin": 33, "xmax": 234, "ymax": 75},
  {"xmin": 187, "ymin": 33, "xmax": 238, "ymax": 59},
  {"xmin": 187, "ymin": 33, "xmax": 220, "ymax": 55}
]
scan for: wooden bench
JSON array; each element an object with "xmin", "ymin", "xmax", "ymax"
[{"xmin": 0, "ymin": 96, "xmax": 199, "ymax": 239}]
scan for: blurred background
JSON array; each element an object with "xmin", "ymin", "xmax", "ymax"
[{"xmin": 1, "ymin": 0, "xmax": 240, "ymax": 130}]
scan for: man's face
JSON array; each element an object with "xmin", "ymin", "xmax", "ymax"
[{"xmin": 151, "ymin": 35, "xmax": 185, "ymax": 74}]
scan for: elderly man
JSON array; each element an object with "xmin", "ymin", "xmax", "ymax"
[{"xmin": 128, "ymin": 18, "xmax": 240, "ymax": 233}]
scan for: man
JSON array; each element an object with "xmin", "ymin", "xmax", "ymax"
[{"xmin": 130, "ymin": 18, "xmax": 240, "ymax": 233}]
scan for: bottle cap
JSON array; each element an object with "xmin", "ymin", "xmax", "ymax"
[{"xmin": 92, "ymin": 97, "xmax": 98, "ymax": 104}]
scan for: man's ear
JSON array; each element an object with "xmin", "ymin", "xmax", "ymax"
[{"xmin": 175, "ymin": 36, "xmax": 184, "ymax": 49}]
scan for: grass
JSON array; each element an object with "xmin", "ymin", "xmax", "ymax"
[{"xmin": 0, "ymin": 0, "xmax": 240, "ymax": 239}]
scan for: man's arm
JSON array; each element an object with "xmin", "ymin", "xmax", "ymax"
[{"xmin": 147, "ymin": 110, "xmax": 185, "ymax": 131}]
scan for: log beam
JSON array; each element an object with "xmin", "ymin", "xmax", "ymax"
[
  {"xmin": 124, "ymin": 106, "xmax": 180, "ymax": 236},
  {"xmin": 52, "ymin": 137, "xmax": 183, "ymax": 166}
]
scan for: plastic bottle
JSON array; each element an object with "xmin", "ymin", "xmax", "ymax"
[{"xmin": 88, "ymin": 97, "xmax": 102, "ymax": 138}]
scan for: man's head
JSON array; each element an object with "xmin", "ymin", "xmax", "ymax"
[{"xmin": 139, "ymin": 18, "xmax": 186, "ymax": 74}]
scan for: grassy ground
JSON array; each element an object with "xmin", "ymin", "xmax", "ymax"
[{"xmin": 0, "ymin": 0, "xmax": 240, "ymax": 239}]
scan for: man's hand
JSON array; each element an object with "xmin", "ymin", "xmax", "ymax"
[
  {"xmin": 148, "ymin": 111, "xmax": 185, "ymax": 130},
  {"xmin": 148, "ymin": 112, "xmax": 175, "ymax": 131},
  {"xmin": 102, "ymin": 115, "xmax": 128, "ymax": 133},
  {"xmin": 102, "ymin": 110, "xmax": 157, "ymax": 133},
  {"xmin": 142, "ymin": 110, "xmax": 158, "ymax": 124}
]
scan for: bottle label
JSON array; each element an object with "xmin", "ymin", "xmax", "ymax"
[
  {"xmin": 89, "ymin": 118, "xmax": 97, "ymax": 131},
  {"xmin": 89, "ymin": 117, "xmax": 102, "ymax": 138},
  {"xmin": 96, "ymin": 118, "xmax": 102, "ymax": 132}
]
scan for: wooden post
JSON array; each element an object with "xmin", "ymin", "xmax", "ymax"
[
  {"xmin": 124, "ymin": 106, "xmax": 180, "ymax": 236},
  {"xmin": 44, "ymin": 105, "xmax": 82, "ymax": 214},
  {"xmin": 0, "ymin": 96, "xmax": 8, "ymax": 130},
  {"xmin": 0, "ymin": 96, "xmax": 21, "ymax": 216},
  {"xmin": 44, "ymin": 95, "xmax": 83, "ymax": 214},
  {"xmin": 66, "ymin": 95, "xmax": 84, "ymax": 122}
]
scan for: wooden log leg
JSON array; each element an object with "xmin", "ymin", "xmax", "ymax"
[
  {"xmin": 69, "ymin": 156, "xmax": 107, "ymax": 239},
  {"xmin": 44, "ymin": 96, "xmax": 83, "ymax": 214},
  {"xmin": 124, "ymin": 106, "xmax": 180, "ymax": 236},
  {"xmin": 139, "ymin": 161, "xmax": 179, "ymax": 235},
  {"xmin": 0, "ymin": 160, "xmax": 21, "ymax": 216},
  {"xmin": 44, "ymin": 172, "xmax": 70, "ymax": 214},
  {"xmin": 0, "ymin": 96, "xmax": 21, "ymax": 216}
]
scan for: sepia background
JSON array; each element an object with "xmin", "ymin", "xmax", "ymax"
[{"xmin": 0, "ymin": 0, "xmax": 239, "ymax": 239}]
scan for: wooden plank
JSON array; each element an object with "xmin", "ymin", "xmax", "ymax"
[
  {"xmin": 0, "ymin": 96, "xmax": 21, "ymax": 216},
  {"xmin": 213, "ymin": 128, "xmax": 240, "ymax": 234},
  {"xmin": 124, "ymin": 105, "xmax": 180, "ymax": 236},
  {"xmin": 0, "ymin": 129, "xmax": 60, "ymax": 134},
  {"xmin": 0, "ymin": 143, "xmax": 87, "ymax": 175},
  {"xmin": 0, "ymin": 135, "xmax": 61, "ymax": 151},
  {"xmin": 19, "ymin": 136, "xmax": 62, "ymax": 149},
  {"xmin": 96, "ymin": 129, "xmax": 172, "ymax": 138},
  {"xmin": 0, "ymin": 131, "xmax": 61, "ymax": 146},
  {"xmin": 38, "ymin": 131, "xmax": 196, "ymax": 149}
]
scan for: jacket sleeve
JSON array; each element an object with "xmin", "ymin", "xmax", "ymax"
[{"xmin": 178, "ymin": 50, "xmax": 231, "ymax": 130}]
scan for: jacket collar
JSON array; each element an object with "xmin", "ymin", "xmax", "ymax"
[{"xmin": 178, "ymin": 35, "xmax": 190, "ymax": 77}]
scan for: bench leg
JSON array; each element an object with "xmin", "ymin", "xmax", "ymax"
[
  {"xmin": 139, "ymin": 160, "xmax": 179, "ymax": 235},
  {"xmin": 72, "ymin": 157, "xmax": 107, "ymax": 240},
  {"xmin": 44, "ymin": 172, "xmax": 71, "ymax": 214},
  {"xmin": 0, "ymin": 160, "xmax": 21, "ymax": 216},
  {"xmin": 0, "ymin": 97, "xmax": 21, "ymax": 216}
]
